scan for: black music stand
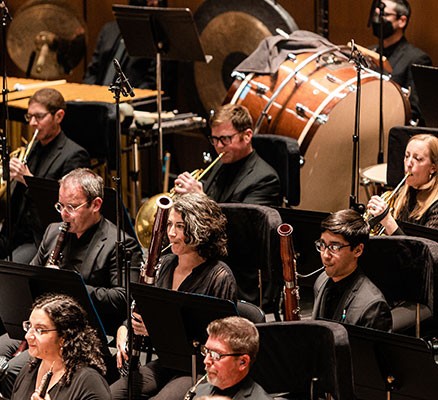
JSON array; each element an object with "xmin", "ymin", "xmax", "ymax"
[
  {"xmin": 113, "ymin": 5, "xmax": 210, "ymax": 190},
  {"xmin": 0, "ymin": 260, "xmax": 107, "ymax": 347},
  {"xmin": 131, "ymin": 283, "xmax": 237, "ymax": 378},
  {"xmin": 343, "ymin": 322, "xmax": 438, "ymax": 399}
]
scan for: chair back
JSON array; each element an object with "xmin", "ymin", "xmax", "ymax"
[
  {"xmin": 252, "ymin": 320, "xmax": 355, "ymax": 400},
  {"xmin": 236, "ymin": 299, "xmax": 266, "ymax": 323}
]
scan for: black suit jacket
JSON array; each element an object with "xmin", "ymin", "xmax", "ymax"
[
  {"xmin": 203, "ymin": 151, "xmax": 281, "ymax": 206},
  {"xmin": 312, "ymin": 270, "xmax": 393, "ymax": 332},
  {"xmin": 372, "ymin": 37, "xmax": 432, "ymax": 123},
  {"xmin": 31, "ymin": 218, "xmax": 141, "ymax": 335}
]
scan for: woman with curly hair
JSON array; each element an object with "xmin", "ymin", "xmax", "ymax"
[
  {"xmin": 11, "ymin": 294, "xmax": 110, "ymax": 400},
  {"xmin": 111, "ymin": 192, "xmax": 237, "ymax": 400}
]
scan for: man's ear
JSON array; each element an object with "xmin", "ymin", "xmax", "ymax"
[
  {"xmin": 54, "ymin": 109, "xmax": 65, "ymax": 124},
  {"xmin": 397, "ymin": 14, "xmax": 408, "ymax": 30},
  {"xmin": 92, "ymin": 197, "xmax": 103, "ymax": 212},
  {"xmin": 354, "ymin": 243, "xmax": 364, "ymax": 258},
  {"xmin": 239, "ymin": 354, "xmax": 251, "ymax": 369}
]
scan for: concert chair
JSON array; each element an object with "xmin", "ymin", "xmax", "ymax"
[
  {"xmin": 252, "ymin": 320, "xmax": 354, "ymax": 400},
  {"xmin": 61, "ymin": 101, "xmax": 117, "ymax": 170},
  {"xmin": 361, "ymin": 235, "xmax": 438, "ymax": 336},
  {"xmin": 252, "ymin": 134, "xmax": 301, "ymax": 206},
  {"xmin": 219, "ymin": 203, "xmax": 283, "ymax": 318},
  {"xmin": 236, "ymin": 299, "xmax": 266, "ymax": 323}
]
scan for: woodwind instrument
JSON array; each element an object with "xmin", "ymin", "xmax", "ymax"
[
  {"xmin": 36, "ymin": 364, "xmax": 54, "ymax": 398},
  {"xmin": 46, "ymin": 222, "xmax": 70, "ymax": 267},
  {"xmin": 122, "ymin": 195, "xmax": 173, "ymax": 375},
  {"xmin": 184, "ymin": 374, "xmax": 208, "ymax": 400},
  {"xmin": 277, "ymin": 223, "xmax": 301, "ymax": 321}
]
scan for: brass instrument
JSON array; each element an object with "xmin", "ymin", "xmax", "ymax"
[
  {"xmin": 277, "ymin": 223, "xmax": 301, "ymax": 321},
  {"xmin": 135, "ymin": 152, "xmax": 224, "ymax": 249},
  {"xmin": 364, "ymin": 172, "xmax": 411, "ymax": 236}
]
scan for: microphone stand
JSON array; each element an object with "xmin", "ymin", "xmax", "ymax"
[
  {"xmin": 349, "ymin": 40, "xmax": 367, "ymax": 214},
  {"xmin": 368, "ymin": 0, "xmax": 386, "ymax": 164},
  {"xmin": 1, "ymin": 1, "xmax": 13, "ymax": 261}
]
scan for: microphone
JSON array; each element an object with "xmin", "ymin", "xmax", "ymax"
[{"xmin": 113, "ymin": 58, "xmax": 135, "ymax": 97}]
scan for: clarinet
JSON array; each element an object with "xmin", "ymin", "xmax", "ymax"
[
  {"xmin": 35, "ymin": 363, "xmax": 54, "ymax": 398},
  {"xmin": 184, "ymin": 374, "xmax": 208, "ymax": 400},
  {"xmin": 122, "ymin": 195, "xmax": 173, "ymax": 375},
  {"xmin": 277, "ymin": 224, "xmax": 301, "ymax": 321},
  {"xmin": 46, "ymin": 222, "xmax": 70, "ymax": 267}
]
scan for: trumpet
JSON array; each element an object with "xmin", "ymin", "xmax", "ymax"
[
  {"xmin": 135, "ymin": 152, "xmax": 224, "ymax": 249},
  {"xmin": 364, "ymin": 171, "xmax": 411, "ymax": 236}
]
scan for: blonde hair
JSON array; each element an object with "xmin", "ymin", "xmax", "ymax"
[{"xmin": 393, "ymin": 134, "xmax": 438, "ymax": 221}]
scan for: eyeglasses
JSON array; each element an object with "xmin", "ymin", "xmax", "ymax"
[
  {"xmin": 200, "ymin": 344, "xmax": 244, "ymax": 362},
  {"xmin": 23, "ymin": 321, "xmax": 57, "ymax": 336},
  {"xmin": 55, "ymin": 200, "xmax": 89, "ymax": 215},
  {"xmin": 315, "ymin": 240, "xmax": 350, "ymax": 254},
  {"xmin": 208, "ymin": 132, "xmax": 240, "ymax": 146},
  {"xmin": 24, "ymin": 112, "xmax": 51, "ymax": 122}
]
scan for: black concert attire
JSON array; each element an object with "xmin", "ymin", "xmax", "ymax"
[
  {"xmin": 312, "ymin": 268, "xmax": 393, "ymax": 332},
  {"xmin": 204, "ymin": 151, "xmax": 281, "ymax": 206},
  {"xmin": 0, "ymin": 218, "xmax": 141, "ymax": 398},
  {"xmin": 194, "ymin": 375, "xmax": 272, "ymax": 400},
  {"xmin": 392, "ymin": 187, "xmax": 438, "ymax": 234},
  {"xmin": 11, "ymin": 361, "xmax": 111, "ymax": 400},
  {"xmin": 0, "ymin": 131, "xmax": 90, "ymax": 263},
  {"xmin": 110, "ymin": 253, "xmax": 237, "ymax": 400},
  {"xmin": 371, "ymin": 36, "xmax": 432, "ymax": 124}
]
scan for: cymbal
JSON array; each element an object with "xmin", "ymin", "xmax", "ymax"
[{"xmin": 7, "ymin": 0, "xmax": 86, "ymax": 80}]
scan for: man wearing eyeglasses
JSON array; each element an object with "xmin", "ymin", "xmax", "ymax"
[
  {"xmin": 0, "ymin": 88, "xmax": 90, "ymax": 264},
  {"xmin": 370, "ymin": 0, "xmax": 431, "ymax": 125},
  {"xmin": 190, "ymin": 316, "xmax": 272, "ymax": 400},
  {"xmin": 174, "ymin": 103, "xmax": 281, "ymax": 206},
  {"xmin": 312, "ymin": 209, "xmax": 392, "ymax": 331}
]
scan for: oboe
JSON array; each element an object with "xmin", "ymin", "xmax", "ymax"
[
  {"xmin": 277, "ymin": 223, "xmax": 301, "ymax": 321},
  {"xmin": 46, "ymin": 222, "xmax": 70, "ymax": 267}
]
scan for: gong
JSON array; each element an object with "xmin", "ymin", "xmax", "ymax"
[
  {"xmin": 7, "ymin": 0, "xmax": 86, "ymax": 80},
  {"xmin": 190, "ymin": 0, "xmax": 298, "ymax": 114}
]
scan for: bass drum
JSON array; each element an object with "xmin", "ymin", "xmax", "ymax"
[{"xmin": 226, "ymin": 50, "xmax": 410, "ymax": 212}]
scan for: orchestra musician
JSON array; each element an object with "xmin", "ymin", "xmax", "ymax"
[
  {"xmin": 192, "ymin": 316, "xmax": 272, "ymax": 400},
  {"xmin": 111, "ymin": 193, "xmax": 237, "ymax": 400},
  {"xmin": 312, "ymin": 209, "xmax": 393, "ymax": 331},
  {"xmin": 10, "ymin": 294, "xmax": 111, "ymax": 400},
  {"xmin": 367, "ymin": 133, "xmax": 438, "ymax": 234},
  {"xmin": 0, "ymin": 168, "xmax": 142, "ymax": 397},
  {"xmin": 0, "ymin": 88, "xmax": 90, "ymax": 264},
  {"xmin": 369, "ymin": 0, "xmax": 432, "ymax": 125},
  {"xmin": 174, "ymin": 104, "xmax": 281, "ymax": 206}
]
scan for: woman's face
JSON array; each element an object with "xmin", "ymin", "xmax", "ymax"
[
  {"xmin": 404, "ymin": 139, "xmax": 436, "ymax": 189},
  {"xmin": 25, "ymin": 309, "xmax": 63, "ymax": 361},
  {"xmin": 167, "ymin": 209, "xmax": 194, "ymax": 256}
]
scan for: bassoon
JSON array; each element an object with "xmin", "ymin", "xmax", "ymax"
[
  {"xmin": 277, "ymin": 223, "xmax": 301, "ymax": 321},
  {"xmin": 125, "ymin": 195, "xmax": 173, "ymax": 374}
]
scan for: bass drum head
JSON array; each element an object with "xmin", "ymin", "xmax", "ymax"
[{"xmin": 186, "ymin": 0, "xmax": 298, "ymax": 114}]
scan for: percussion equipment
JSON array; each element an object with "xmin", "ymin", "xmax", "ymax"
[
  {"xmin": 226, "ymin": 48, "xmax": 410, "ymax": 212},
  {"xmin": 190, "ymin": 0, "xmax": 298, "ymax": 113},
  {"xmin": 7, "ymin": 0, "xmax": 86, "ymax": 80},
  {"xmin": 360, "ymin": 163, "xmax": 387, "ymax": 200}
]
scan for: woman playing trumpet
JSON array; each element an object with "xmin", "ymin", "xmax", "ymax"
[
  {"xmin": 367, "ymin": 134, "xmax": 438, "ymax": 235},
  {"xmin": 10, "ymin": 293, "xmax": 110, "ymax": 400}
]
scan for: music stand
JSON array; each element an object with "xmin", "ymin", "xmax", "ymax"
[
  {"xmin": 411, "ymin": 65, "xmax": 438, "ymax": 128},
  {"xmin": 0, "ymin": 260, "xmax": 107, "ymax": 347},
  {"xmin": 343, "ymin": 322, "xmax": 438, "ymax": 399},
  {"xmin": 131, "ymin": 283, "xmax": 237, "ymax": 380},
  {"xmin": 113, "ymin": 5, "xmax": 210, "ymax": 191}
]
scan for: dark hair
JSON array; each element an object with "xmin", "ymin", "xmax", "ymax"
[
  {"xmin": 172, "ymin": 193, "xmax": 228, "ymax": 259},
  {"xmin": 209, "ymin": 104, "xmax": 253, "ymax": 133},
  {"xmin": 29, "ymin": 294, "xmax": 106, "ymax": 385},
  {"xmin": 28, "ymin": 88, "xmax": 66, "ymax": 114},
  {"xmin": 207, "ymin": 317, "xmax": 259, "ymax": 364},
  {"xmin": 59, "ymin": 168, "xmax": 104, "ymax": 202},
  {"xmin": 321, "ymin": 209, "xmax": 370, "ymax": 248},
  {"xmin": 392, "ymin": 0, "xmax": 411, "ymax": 25}
]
